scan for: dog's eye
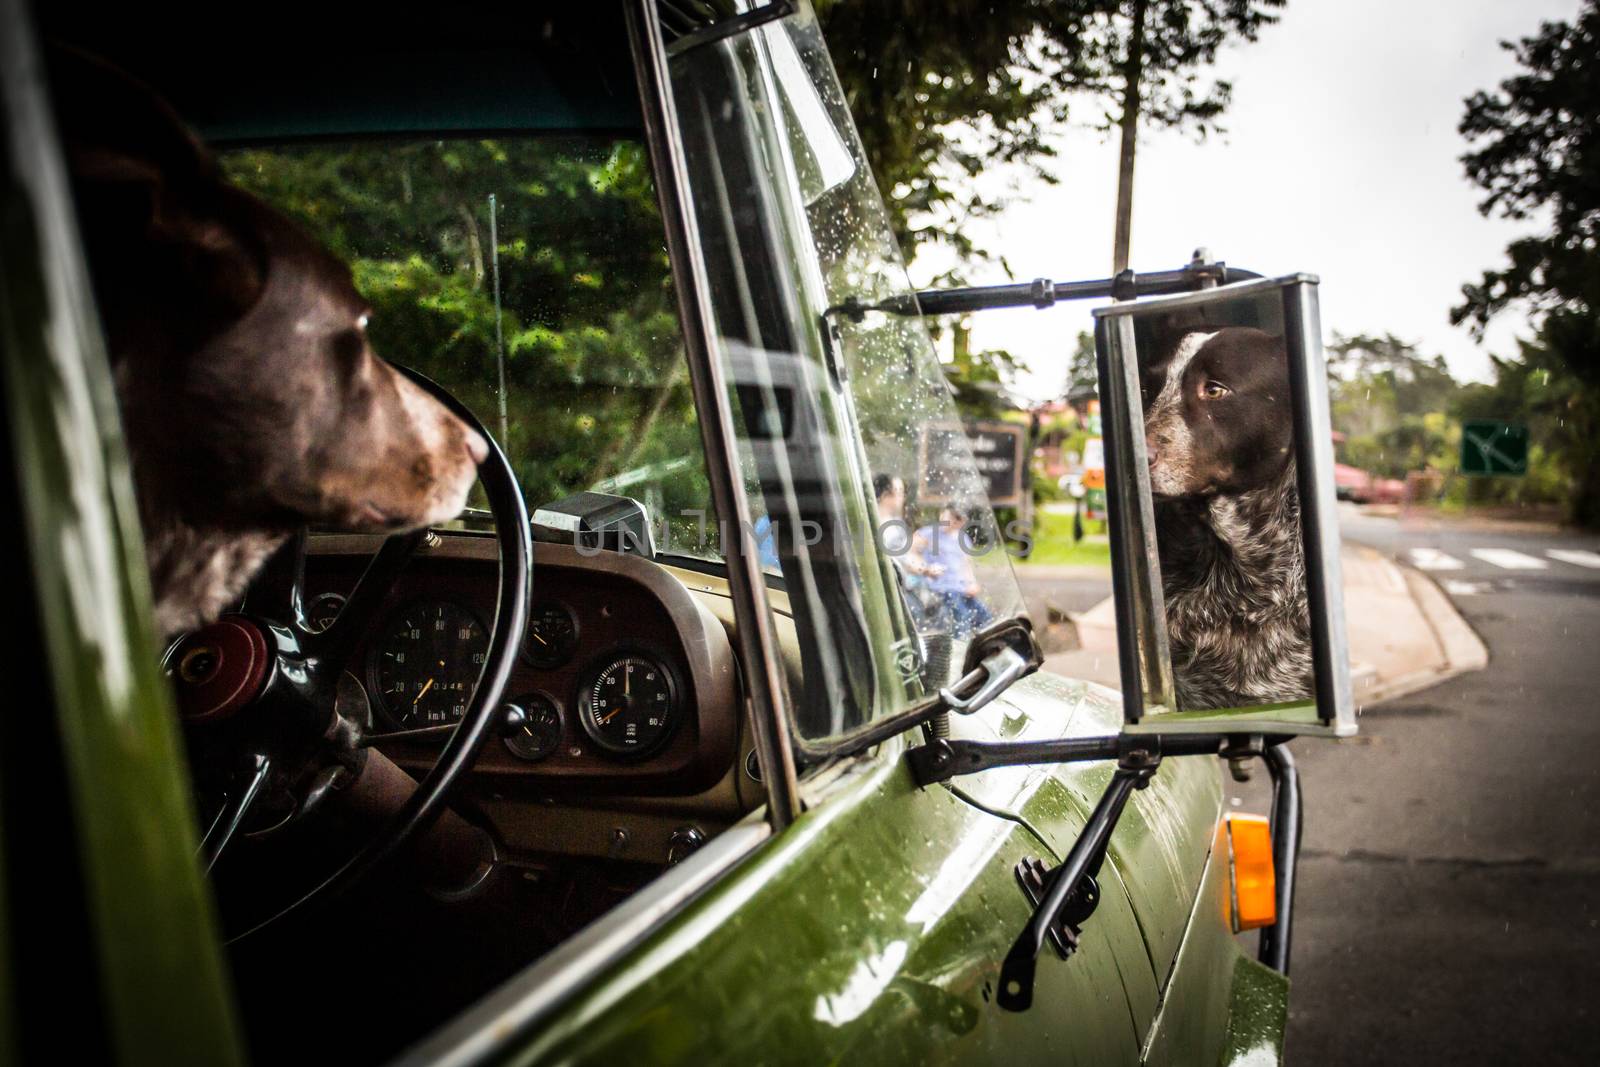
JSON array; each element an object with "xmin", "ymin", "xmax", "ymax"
[
  {"xmin": 1200, "ymin": 379, "xmax": 1232, "ymax": 400},
  {"xmin": 356, "ymin": 312, "xmax": 371, "ymax": 332}
]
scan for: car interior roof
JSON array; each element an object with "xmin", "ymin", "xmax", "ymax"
[{"xmin": 36, "ymin": 7, "xmax": 644, "ymax": 142}]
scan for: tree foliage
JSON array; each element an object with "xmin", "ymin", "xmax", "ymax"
[
  {"xmin": 814, "ymin": 0, "xmax": 1284, "ymax": 274},
  {"xmin": 1063, "ymin": 330, "xmax": 1101, "ymax": 398},
  {"xmin": 223, "ymin": 139, "xmax": 708, "ymax": 531},
  {"xmin": 1326, "ymin": 333, "xmax": 1462, "ymax": 480},
  {"xmin": 1454, "ymin": 2, "xmax": 1600, "ymax": 372},
  {"xmin": 1453, "ymin": 1, "xmax": 1600, "ymax": 525}
]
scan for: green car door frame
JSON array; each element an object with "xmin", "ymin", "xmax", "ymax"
[
  {"xmin": 0, "ymin": 2, "xmax": 245, "ymax": 1062},
  {"xmin": 0, "ymin": 0, "xmax": 1297, "ymax": 1063}
]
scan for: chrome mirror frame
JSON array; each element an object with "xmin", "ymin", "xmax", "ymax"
[{"xmin": 1094, "ymin": 275, "xmax": 1356, "ymax": 738}]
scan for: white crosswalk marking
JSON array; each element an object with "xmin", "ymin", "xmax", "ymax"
[
  {"xmin": 1409, "ymin": 547, "xmax": 1464, "ymax": 571},
  {"xmin": 1547, "ymin": 549, "xmax": 1600, "ymax": 569},
  {"xmin": 1443, "ymin": 579, "xmax": 1490, "ymax": 596},
  {"xmin": 1470, "ymin": 548, "xmax": 1549, "ymax": 570}
]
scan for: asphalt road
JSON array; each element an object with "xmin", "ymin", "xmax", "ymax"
[{"xmin": 1280, "ymin": 509, "xmax": 1600, "ymax": 1063}]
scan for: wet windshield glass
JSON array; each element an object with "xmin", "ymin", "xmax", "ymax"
[
  {"xmin": 669, "ymin": 7, "xmax": 1029, "ymax": 745},
  {"xmin": 220, "ymin": 137, "xmax": 716, "ymax": 555},
  {"xmin": 766, "ymin": 15, "xmax": 1029, "ymax": 645}
]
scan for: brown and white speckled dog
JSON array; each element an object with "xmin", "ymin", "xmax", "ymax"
[
  {"xmin": 1141, "ymin": 326, "xmax": 1312, "ymax": 711},
  {"xmin": 51, "ymin": 51, "xmax": 486, "ymax": 638}
]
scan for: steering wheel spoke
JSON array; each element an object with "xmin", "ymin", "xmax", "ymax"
[
  {"xmin": 310, "ymin": 528, "xmax": 426, "ymax": 670},
  {"xmin": 246, "ymin": 529, "xmax": 308, "ymax": 629},
  {"xmin": 197, "ymin": 753, "xmax": 273, "ymax": 873}
]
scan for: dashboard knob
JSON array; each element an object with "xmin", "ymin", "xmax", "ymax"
[
  {"xmin": 667, "ymin": 825, "xmax": 706, "ymax": 866},
  {"xmin": 499, "ymin": 703, "xmax": 527, "ymax": 735}
]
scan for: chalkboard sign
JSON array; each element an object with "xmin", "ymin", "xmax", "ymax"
[{"xmin": 918, "ymin": 420, "xmax": 1026, "ymax": 507}]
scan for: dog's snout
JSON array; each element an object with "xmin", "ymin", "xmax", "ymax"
[
  {"xmin": 464, "ymin": 426, "xmax": 489, "ymax": 466},
  {"xmin": 1145, "ymin": 435, "xmax": 1160, "ymax": 467}
]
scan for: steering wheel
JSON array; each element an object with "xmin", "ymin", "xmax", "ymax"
[{"xmin": 166, "ymin": 368, "xmax": 530, "ymax": 940}]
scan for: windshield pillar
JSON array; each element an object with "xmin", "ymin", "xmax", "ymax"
[{"xmin": 626, "ymin": 0, "xmax": 802, "ymax": 827}]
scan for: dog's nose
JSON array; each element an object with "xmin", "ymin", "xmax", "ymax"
[{"xmin": 464, "ymin": 426, "xmax": 489, "ymax": 465}]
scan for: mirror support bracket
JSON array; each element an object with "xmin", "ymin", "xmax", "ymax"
[
  {"xmin": 905, "ymin": 731, "xmax": 1301, "ymax": 1008},
  {"xmin": 997, "ymin": 745, "xmax": 1160, "ymax": 1011}
]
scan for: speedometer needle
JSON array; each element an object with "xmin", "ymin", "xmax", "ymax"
[{"xmin": 413, "ymin": 678, "xmax": 435, "ymax": 705}]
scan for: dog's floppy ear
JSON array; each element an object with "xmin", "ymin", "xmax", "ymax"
[{"xmin": 47, "ymin": 45, "xmax": 265, "ymax": 343}]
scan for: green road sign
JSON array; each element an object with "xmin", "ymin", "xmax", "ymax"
[{"xmin": 1460, "ymin": 419, "xmax": 1529, "ymax": 476}]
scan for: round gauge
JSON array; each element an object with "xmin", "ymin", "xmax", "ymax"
[
  {"xmin": 578, "ymin": 652, "xmax": 679, "ymax": 757},
  {"xmin": 503, "ymin": 691, "xmax": 563, "ymax": 762},
  {"xmin": 525, "ymin": 600, "xmax": 580, "ymax": 669},
  {"xmin": 305, "ymin": 591, "xmax": 347, "ymax": 634},
  {"xmin": 367, "ymin": 600, "xmax": 488, "ymax": 728}
]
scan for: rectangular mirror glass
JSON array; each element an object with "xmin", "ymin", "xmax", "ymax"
[{"xmin": 1094, "ymin": 276, "xmax": 1355, "ymax": 736}]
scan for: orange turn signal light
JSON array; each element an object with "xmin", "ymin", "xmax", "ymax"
[{"xmin": 1225, "ymin": 813, "xmax": 1276, "ymax": 932}]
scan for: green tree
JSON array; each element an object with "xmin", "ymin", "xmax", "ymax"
[
  {"xmin": 1064, "ymin": 330, "xmax": 1100, "ymax": 398},
  {"xmin": 1451, "ymin": 336, "xmax": 1600, "ymax": 517},
  {"xmin": 223, "ymin": 139, "xmax": 708, "ymax": 528},
  {"xmin": 1326, "ymin": 333, "xmax": 1461, "ymax": 480},
  {"xmin": 944, "ymin": 322, "xmax": 1027, "ymax": 420},
  {"xmin": 1452, "ymin": 1, "xmax": 1600, "ymax": 524},
  {"xmin": 815, "ymin": 0, "xmax": 1286, "ymax": 275}
]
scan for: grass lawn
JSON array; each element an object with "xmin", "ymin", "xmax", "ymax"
[{"xmin": 1017, "ymin": 509, "xmax": 1112, "ymax": 567}]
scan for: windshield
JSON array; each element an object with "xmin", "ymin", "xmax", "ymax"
[
  {"xmin": 765, "ymin": 14, "xmax": 1028, "ymax": 634},
  {"xmin": 220, "ymin": 136, "xmax": 716, "ymax": 556},
  {"xmin": 668, "ymin": 6, "xmax": 1028, "ymax": 747}
]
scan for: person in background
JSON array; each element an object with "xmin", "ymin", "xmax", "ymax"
[
  {"xmin": 750, "ymin": 512, "xmax": 781, "ymax": 570},
  {"xmin": 912, "ymin": 503, "xmax": 992, "ymax": 635},
  {"xmin": 873, "ymin": 473, "xmax": 911, "ymax": 556}
]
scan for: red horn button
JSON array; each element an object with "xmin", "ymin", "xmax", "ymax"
[{"xmin": 169, "ymin": 616, "xmax": 271, "ymax": 722}]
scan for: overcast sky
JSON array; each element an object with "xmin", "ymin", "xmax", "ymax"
[{"xmin": 924, "ymin": 0, "xmax": 1584, "ymax": 403}]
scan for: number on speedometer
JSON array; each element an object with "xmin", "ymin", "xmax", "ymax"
[{"xmin": 368, "ymin": 600, "xmax": 488, "ymax": 729}]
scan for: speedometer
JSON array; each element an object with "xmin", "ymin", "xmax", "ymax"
[{"xmin": 367, "ymin": 600, "xmax": 488, "ymax": 729}]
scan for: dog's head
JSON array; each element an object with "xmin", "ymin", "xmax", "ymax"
[
  {"xmin": 1141, "ymin": 326, "xmax": 1293, "ymax": 499},
  {"xmin": 50, "ymin": 49, "xmax": 486, "ymax": 536}
]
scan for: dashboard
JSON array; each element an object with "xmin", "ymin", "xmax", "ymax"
[{"xmin": 302, "ymin": 534, "xmax": 745, "ymax": 800}]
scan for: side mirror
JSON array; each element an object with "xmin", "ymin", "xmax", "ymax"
[
  {"xmin": 900, "ymin": 265, "xmax": 1352, "ymax": 1012},
  {"xmin": 1094, "ymin": 275, "xmax": 1354, "ymax": 737}
]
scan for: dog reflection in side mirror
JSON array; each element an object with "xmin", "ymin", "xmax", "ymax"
[{"xmin": 1142, "ymin": 326, "xmax": 1312, "ymax": 711}]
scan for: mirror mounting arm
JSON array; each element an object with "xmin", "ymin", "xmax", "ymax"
[
  {"xmin": 906, "ymin": 731, "xmax": 1251, "ymax": 788},
  {"xmin": 904, "ymin": 258, "xmax": 1263, "ymax": 318}
]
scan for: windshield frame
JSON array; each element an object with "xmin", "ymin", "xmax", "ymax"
[{"xmin": 659, "ymin": 3, "xmax": 1031, "ymax": 760}]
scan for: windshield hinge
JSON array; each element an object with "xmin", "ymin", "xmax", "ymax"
[{"xmin": 930, "ymin": 616, "xmax": 1043, "ymax": 718}]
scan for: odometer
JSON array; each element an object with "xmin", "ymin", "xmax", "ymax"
[
  {"xmin": 578, "ymin": 653, "xmax": 678, "ymax": 757},
  {"xmin": 368, "ymin": 600, "xmax": 488, "ymax": 729}
]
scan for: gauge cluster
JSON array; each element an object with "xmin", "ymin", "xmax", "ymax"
[{"xmin": 299, "ymin": 536, "xmax": 738, "ymax": 796}]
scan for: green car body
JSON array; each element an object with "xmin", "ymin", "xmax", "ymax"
[
  {"xmin": 0, "ymin": 1, "xmax": 1290, "ymax": 1063},
  {"xmin": 410, "ymin": 680, "xmax": 1286, "ymax": 1066}
]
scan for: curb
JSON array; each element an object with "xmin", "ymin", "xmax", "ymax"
[
  {"xmin": 1045, "ymin": 550, "xmax": 1488, "ymax": 709},
  {"xmin": 1352, "ymin": 563, "xmax": 1489, "ymax": 707}
]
